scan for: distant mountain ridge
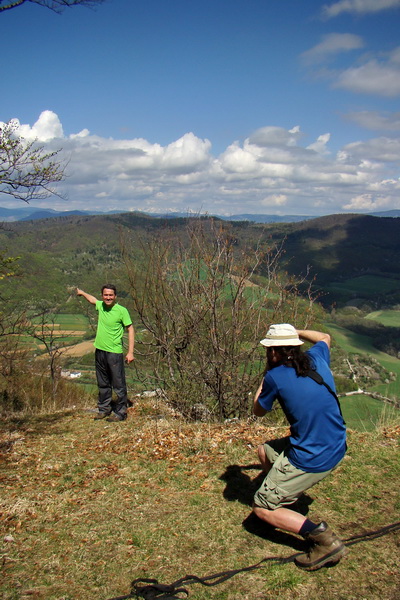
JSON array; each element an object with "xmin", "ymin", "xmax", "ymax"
[
  {"xmin": 1, "ymin": 210, "xmax": 399, "ymax": 310},
  {"xmin": 1, "ymin": 205, "xmax": 399, "ymax": 223}
]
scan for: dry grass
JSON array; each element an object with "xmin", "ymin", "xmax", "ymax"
[{"xmin": 0, "ymin": 399, "xmax": 399, "ymax": 600}]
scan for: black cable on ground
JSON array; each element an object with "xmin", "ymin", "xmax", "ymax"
[{"xmin": 106, "ymin": 521, "xmax": 400, "ymax": 600}]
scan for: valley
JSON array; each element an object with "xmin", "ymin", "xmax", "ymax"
[{"xmin": 1, "ymin": 211, "xmax": 399, "ymax": 427}]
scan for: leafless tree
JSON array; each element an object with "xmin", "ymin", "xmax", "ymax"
[
  {"xmin": 122, "ymin": 219, "xmax": 317, "ymax": 420},
  {"xmin": 0, "ymin": 0, "xmax": 105, "ymax": 13},
  {"xmin": 0, "ymin": 307, "xmax": 30, "ymax": 411},
  {"xmin": 29, "ymin": 305, "xmax": 68, "ymax": 398},
  {"xmin": 0, "ymin": 120, "xmax": 66, "ymax": 203}
]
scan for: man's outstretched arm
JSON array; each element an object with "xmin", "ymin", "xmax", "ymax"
[
  {"xmin": 76, "ymin": 288, "xmax": 97, "ymax": 305},
  {"xmin": 296, "ymin": 329, "xmax": 331, "ymax": 349}
]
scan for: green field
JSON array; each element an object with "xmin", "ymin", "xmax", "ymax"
[
  {"xmin": 324, "ymin": 275, "xmax": 400, "ymax": 297},
  {"xmin": 328, "ymin": 321, "xmax": 400, "ymax": 394},
  {"xmin": 30, "ymin": 313, "xmax": 90, "ymax": 330},
  {"xmin": 340, "ymin": 395, "xmax": 398, "ymax": 432},
  {"xmin": 327, "ymin": 321, "xmax": 400, "ymax": 429},
  {"xmin": 365, "ymin": 309, "xmax": 400, "ymax": 327},
  {"xmin": 17, "ymin": 314, "xmax": 93, "ymax": 355}
]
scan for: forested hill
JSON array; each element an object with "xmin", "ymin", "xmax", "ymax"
[
  {"xmin": 1, "ymin": 211, "xmax": 399, "ymax": 307},
  {"xmin": 264, "ymin": 213, "xmax": 400, "ymax": 283}
]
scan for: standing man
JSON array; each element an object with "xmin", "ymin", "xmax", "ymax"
[
  {"xmin": 252, "ymin": 324, "xmax": 347, "ymax": 571},
  {"xmin": 76, "ymin": 285, "xmax": 134, "ymax": 422}
]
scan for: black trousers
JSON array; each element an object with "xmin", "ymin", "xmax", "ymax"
[{"xmin": 95, "ymin": 349, "xmax": 128, "ymax": 419}]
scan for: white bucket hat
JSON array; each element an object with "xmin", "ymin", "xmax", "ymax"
[{"xmin": 260, "ymin": 323, "xmax": 303, "ymax": 347}]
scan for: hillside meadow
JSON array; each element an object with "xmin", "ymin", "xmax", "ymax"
[
  {"xmin": 328, "ymin": 321, "xmax": 400, "ymax": 398},
  {"xmin": 1, "ymin": 213, "xmax": 400, "ymax": 599},
  {"xmin": 2, "ymin": 212, "xmax": 400, "ymax": 310},
  {"xmin": 0, "ymin": 398, "xmax": 399, "ymax": 600},
  {"xmin": 15, "ymin": 308, "xmax": 399, "ymax": 432}
]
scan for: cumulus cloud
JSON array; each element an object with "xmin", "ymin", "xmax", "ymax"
[
  {"xmin": 307, "ymin": 134, "xmax": 331, "ymax": 155},
  {"xmin": 302, "ymin": 34, "xmax": 400, "ymax": 98},
  {"xmin": 322, "ymin": 0, "xmax": 400, "ymax": 19},
  {"xmin": 5, "ymin": 111, "xmax": 400, "ymax": 216},
  {"xmin": 343, "ymin": 193, "xmax": 397, "ymax": 211},
  {"xmin": 16, "ymin": 110, "xmax": 64, "ymax": 141},
  {"xmin": 341, "ymin": 136, "xmax": 400, "ymax": 162},
  {"xmin": 345, "ymin": 110, "xmax": 400, "ymax": 131},
  {"xmin": 300, "ymin": 33, "xmax": 364, "ymax": 65},
  {"xmin": 334, "ymin": 48, "xmax": 400, "ymax": 96},
  {"xmin": 260, "ymin": 194, "xmax": 288, "ymax": 207},
  {"xmin": 160, "ymin": 133, "xmax": 211, "ymax": 173}
]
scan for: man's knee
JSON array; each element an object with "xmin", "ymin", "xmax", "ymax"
[
  {"xmin": 252, "ymin": 502, "xmax": 277, "ymax": 525},
  {"xmin": 257, "ymin": 444, "xmax": 266, "ymax": 462}
]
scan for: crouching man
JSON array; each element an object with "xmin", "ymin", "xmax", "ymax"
[{"xmin": 252, "ymin": 324, "xmax": 347, "ymax": 570}]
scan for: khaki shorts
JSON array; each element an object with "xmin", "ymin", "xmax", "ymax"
[{"xmin": 253, "ymin": 437, "xmax": 334, "ymax": 510}]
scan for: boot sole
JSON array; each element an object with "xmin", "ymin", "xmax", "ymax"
[{"xmin": 295, "ymin": 545, "xmax": 348, "ymax": 571}]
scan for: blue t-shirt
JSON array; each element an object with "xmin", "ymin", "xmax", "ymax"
[{"xmin": 258, "ymin": 341, "xmax": 346, "ymax": 472}]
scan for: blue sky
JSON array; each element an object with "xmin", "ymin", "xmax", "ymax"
[{"xmin": 1, "ymin": 0, "xmax": 400, "ymax": 216}]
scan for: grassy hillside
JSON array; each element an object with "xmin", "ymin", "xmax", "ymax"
[
  {"xmin": 1, "ymin": 212, "xmax": 399, "ymax": 426},
  {"xmin": 328, "ymin": 322, "xmax": 400, "ymax": 397},
  {"xmin": 260, "ymin": 214, "xmax": 400, "ymax": 307},
  {"xmin": 365, "ymin": 309, "xmax": 400, "ymax": 327},
  {"xmin": 1, "ymin": 212, "xmax": 400, "ymax": 309},
  {"xmin": 1, "ymin": 212, "xmax": 399, "ymax": 598},
  {"xmin": 0, "ymin": 401, "xmax": 398, "ymax": 600}
]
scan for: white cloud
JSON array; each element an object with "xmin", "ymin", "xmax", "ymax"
[
  {"xmin": 3, "ymin": 111, "xmax": 400, "ymax": 217},
  {"xmin": 307, "ymin": 133, "xmax": 331, "ymax": 155},
  {"xmin": 334, "ymin": 50, "xmax": 400, "ymax": 97},
  {"xmin": 160, "ymin": 133, "xmax": 211, "ymax": 173},
  {"xmin": 247, "ymin": 126, "xmax": 303, "ymax": 147},
  {"xmin": 302, "ymin": 36, "xmax": 400, "ymax": 98},
  {"xmin": 345, "ymin": 110, "xmax": 400, "ymax": 131},
  {"xmin": 342, "ymin": 136, "xmax": 400, "ymax": 162},
  {"xmin": 322, "ymin": 0, "xmax": 400, "ymax": 19},
  {"xmin": 300, "ymin": 33, "xmax": 364, "ymax": 65},
  {"xmin": 16, "ymin": 110, "xmax": 64, "ymax": 141},
  {"xmin": 70, "ymin": 128, "xmax": 90, "ymax": 139},
  {"xmin": 343, "ymin": 193, "xmax": 397, "ymax": 211},
  {"xmin": 261, "ymin": 194, "xmax": 288, "ymax": 207}
]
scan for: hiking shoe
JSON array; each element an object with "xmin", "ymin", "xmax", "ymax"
[
  {"xmin": 106, "ymin": 414, "xmax": 125, "ymax": 422},
  {"xmin": 295, "ymin": 521, "xmax": 348, "ymax": 571},
  {"xmin": 94, "ymin": 412, "xmax": 111, "ymax": 420}
]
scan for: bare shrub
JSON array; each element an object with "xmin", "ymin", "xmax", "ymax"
[
  {"xmin": 122, "ymin": 219, "xmax": 317, "ymax": 420},
  {"xmin": 0, "ymin": 306, "xmax": 89, "ymax": 415}
]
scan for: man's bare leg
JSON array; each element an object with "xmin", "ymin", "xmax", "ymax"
[
  {"xmin": 252, "ymin": 505, "xmax": 307, "ymax": 534},
  {"xmin": 258, "ymin": 444, "xmax": 272, "ymax": 473}
]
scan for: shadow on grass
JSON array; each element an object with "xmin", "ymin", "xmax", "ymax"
[
  {"xmin": 108, "ymin": 521, "xmax": 400, "ymax": 600},
  {"xmin": 0, "ymin": 410, "xmax": 77, "ymax": 439},
  {"xmin": 219, "ymin": 463, "xmax": 314, "ymax": 552},
  {"xmin": 219, "ymin": 463, "xmax": 263, "ymax": 506}
]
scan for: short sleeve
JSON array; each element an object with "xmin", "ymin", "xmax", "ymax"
[
  {"xmin": 121, "ymin": 307, "xmax": 132, "ymax": 327},
  {"xmin": 257, "ymin": 373, "xmax": 278, "ymax": 412}
]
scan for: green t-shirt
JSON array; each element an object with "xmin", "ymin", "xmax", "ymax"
[{"xmin": 94, "ymin": 301, "xmax": 132, "ymax": 354}]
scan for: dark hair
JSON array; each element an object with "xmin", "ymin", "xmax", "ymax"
[
  {"xmin": 101, "ymin": 284, "xmax": 117, "ymax": 294},
  {"xmin": 269, "ymin": 345, "xmax": 312, "ymax": 377}
]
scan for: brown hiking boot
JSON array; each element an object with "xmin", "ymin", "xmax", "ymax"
[
  {"xmin": 106, "ymin": 413, "xmax": 125, "ymax": 422},
  {"xmin": 295, "ymin": 522, "xmax": 348, "ymax": 571},
  {"xmin": 93, "ymin": 412, "xmax": 111, "ymax": 420}
]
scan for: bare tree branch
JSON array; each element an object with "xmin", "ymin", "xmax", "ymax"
[
  {"xmin": 0, "ymin": 0, "xmax": 106, "ymax": 13},
  {"xmin": 0, "ymin": 120, "xmax": 66, "ymax": 203},
  {"xmin": 122, "ymin": 219, "xmax": 318, "ymax": 420}
]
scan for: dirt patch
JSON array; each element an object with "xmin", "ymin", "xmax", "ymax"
[
  {"xmin": 33, "ymin": 330, "xmax": 85, "ymax": 336},
  {"xmin": 63, "ymin": 340, "xmax": 94, "ymax": 356}
]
